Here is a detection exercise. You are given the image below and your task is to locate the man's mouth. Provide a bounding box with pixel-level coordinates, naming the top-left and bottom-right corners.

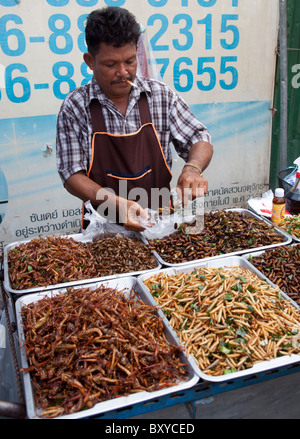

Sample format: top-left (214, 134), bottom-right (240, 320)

top-left (112, 78), bottom-right (132, 85)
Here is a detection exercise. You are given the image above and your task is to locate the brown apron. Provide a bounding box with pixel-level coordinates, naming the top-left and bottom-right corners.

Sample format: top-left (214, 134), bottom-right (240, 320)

top-left (82, 93), bottom-right (172, 228)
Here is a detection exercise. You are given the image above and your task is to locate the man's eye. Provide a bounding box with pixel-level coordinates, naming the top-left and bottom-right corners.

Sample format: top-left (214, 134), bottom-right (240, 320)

top-left (127, 58), bottom-right (136, 65)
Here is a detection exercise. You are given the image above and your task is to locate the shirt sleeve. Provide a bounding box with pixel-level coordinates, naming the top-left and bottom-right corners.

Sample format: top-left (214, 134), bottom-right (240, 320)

top-left (56, 99), bottom-right (89, 185)
top-left (169, 92), bottom-right (212, 162)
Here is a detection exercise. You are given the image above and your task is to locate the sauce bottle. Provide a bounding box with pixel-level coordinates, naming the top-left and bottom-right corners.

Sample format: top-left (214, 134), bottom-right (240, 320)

top-left (271, 188), bottom-right (285, 225)
top-left (285, 171), bottom-right (300, 215)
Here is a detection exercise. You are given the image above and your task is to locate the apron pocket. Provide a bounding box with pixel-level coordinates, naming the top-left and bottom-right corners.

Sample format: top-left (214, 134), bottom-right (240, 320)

top-left (106, 165), bottom-right (153, 209)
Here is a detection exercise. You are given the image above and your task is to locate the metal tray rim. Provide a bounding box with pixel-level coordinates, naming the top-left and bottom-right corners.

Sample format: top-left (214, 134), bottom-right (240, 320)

top-left (15, 276), bottom-right (199, 419)
top-left (137, 255), bottom-right (300, 383)
top-left (263, 216), bottom-right (300, 243)
top-left (148, 208), bottom-right (293, 268)
top-left (241, 243), bottom-right (300, 309)
top-left (4, 233), bottom-right (161, 295)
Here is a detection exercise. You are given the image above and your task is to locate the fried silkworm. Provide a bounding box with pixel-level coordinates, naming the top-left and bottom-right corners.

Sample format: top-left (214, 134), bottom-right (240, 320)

top-left (148, 211), bottom-right (285, 264)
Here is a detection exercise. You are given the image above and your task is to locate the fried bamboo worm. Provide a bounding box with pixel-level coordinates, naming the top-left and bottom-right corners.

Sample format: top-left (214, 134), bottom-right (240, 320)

top-left (144, 266), bottom-right (300, 377)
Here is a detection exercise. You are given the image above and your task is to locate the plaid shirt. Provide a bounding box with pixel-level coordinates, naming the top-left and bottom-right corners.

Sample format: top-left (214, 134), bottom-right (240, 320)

top-left (56, 76), bottom-right (212, 185)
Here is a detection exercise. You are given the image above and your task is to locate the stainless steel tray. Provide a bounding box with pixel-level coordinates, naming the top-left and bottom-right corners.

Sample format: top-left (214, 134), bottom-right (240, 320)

top-left (15, 276), bottom-right (199, 419)
top-left (4, 233), bottom-right (161, 295)
top-left (263, 216), bottom-right (300, 243)
top-left (290, 234), bottom-right (300, 243)
top-left (242, 244), bottom-right (300, 305)
top-left (137, 256), bottom-right (300, 383)
top-left (149, 209), bottom-right (292, 268)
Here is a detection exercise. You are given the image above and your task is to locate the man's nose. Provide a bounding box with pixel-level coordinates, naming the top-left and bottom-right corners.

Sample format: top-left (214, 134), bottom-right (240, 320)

top-left (116, 63), bottom-right (128, 77)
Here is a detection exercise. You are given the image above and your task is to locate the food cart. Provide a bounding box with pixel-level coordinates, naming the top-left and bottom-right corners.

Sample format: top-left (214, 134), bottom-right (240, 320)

top-left (1, 208), bottom-right (300, 419)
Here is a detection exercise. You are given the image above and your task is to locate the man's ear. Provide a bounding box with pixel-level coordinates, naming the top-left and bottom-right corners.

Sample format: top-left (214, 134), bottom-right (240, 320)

top-left (83, 52), bottom-right (94, 71)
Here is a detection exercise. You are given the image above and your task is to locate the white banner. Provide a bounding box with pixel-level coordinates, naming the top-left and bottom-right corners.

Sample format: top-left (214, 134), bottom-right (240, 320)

top-left (0, 0), bottom-right (279, 245)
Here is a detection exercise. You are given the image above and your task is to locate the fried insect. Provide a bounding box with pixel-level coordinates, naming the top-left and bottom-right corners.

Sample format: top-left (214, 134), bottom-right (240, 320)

top-left (249, 244), bottom-right (300, 305)
top-left (88, 236), bottom-right (157, 276)
top-left (8, 236), bottom-right (98, 290)
top-left (144, 267), bottom-right (300, 376)
top-left (278, 214), bottom-right (300, 239)
top-left (20, 285), bottom-right (188, 418)
top-left (148, 211), bottom-right (285, 264)
top-left (8, 235), bottom-right (157, 290)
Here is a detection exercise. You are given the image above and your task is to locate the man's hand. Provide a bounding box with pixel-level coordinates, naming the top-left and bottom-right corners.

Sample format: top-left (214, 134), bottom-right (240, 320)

top-left (176, 165), bottom-right (207, 208)
top-left (176, 141), bottom-right (213, 207)
top-left (65, 172), bottom-right (150, 231)
top-left (118, 198), bottom-right (150, 231)
top-left (96, 188), bottom-right (150, 231)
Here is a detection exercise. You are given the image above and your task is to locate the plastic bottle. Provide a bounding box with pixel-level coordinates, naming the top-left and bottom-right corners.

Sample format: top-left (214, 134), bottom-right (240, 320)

top-left (285, 171), bottom-right (300, 215)
top-left (271, 188), bottom-right (285, 225)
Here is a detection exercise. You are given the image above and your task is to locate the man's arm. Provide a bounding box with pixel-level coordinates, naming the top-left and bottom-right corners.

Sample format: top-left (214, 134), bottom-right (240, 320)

top-left (65, 171), bottom-right (149, 231)
top-left (176, 141), bottom-right (213, 207)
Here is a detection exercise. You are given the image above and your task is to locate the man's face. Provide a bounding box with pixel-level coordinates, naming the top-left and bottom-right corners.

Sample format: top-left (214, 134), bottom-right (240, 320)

top-left (84, 42), bottom-right (138, 98)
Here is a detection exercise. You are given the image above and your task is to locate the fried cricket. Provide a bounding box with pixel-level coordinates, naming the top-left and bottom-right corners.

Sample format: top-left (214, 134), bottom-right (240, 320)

top-left (20, 285), bottom-right (188, 418)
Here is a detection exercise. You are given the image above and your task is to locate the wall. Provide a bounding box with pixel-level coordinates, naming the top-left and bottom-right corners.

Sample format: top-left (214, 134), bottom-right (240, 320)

top-left (270, 0), bottom-right (300, 190)
top-left (0, 0), bottom-right (279, 245)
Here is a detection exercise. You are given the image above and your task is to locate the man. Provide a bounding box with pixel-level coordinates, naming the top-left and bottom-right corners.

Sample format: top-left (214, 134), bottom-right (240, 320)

top-left (56, 6), bottom-right (213, 231)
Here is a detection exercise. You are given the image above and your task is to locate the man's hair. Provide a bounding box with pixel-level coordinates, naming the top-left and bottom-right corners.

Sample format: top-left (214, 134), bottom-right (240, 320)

top-left (85, 7), bottom-right (141, 56)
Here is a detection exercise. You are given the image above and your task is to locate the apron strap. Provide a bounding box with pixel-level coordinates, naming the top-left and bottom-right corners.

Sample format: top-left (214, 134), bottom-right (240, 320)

top-left (90, 98), bottom-right (106, 132)
top-left (137, 92), bottom-right (152, 125)
top-left (89, 92), bottom-right (152, 132)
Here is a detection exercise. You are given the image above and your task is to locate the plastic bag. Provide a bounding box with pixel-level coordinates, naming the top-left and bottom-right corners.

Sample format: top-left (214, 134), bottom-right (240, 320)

top-left (82, 199), bottom-right (199, 242)
top-left (140, 188), bottom-right (205, 240)
top-left (140, 209), bottom-right (186, 240)
top-left (247, 190), bottom-right (273, 217)
top-left (82, 201), bottom-right (140, 241)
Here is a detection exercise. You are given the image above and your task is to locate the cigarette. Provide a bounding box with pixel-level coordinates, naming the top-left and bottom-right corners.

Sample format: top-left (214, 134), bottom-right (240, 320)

top-left (126, 79), bottom-right (138, 88)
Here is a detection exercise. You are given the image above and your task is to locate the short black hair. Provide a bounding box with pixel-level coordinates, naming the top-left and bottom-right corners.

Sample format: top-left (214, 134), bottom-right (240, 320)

top-left (85, 7), bottom-right (141, 56)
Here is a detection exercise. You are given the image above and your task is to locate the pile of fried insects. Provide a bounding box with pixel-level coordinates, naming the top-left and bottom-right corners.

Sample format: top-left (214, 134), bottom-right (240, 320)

top-left (20, 285), bottom-right (189, 418)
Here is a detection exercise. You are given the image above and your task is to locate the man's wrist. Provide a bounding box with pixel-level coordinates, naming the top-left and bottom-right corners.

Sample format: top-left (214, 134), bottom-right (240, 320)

top-left (183, 162), bottom-right (203, 177)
